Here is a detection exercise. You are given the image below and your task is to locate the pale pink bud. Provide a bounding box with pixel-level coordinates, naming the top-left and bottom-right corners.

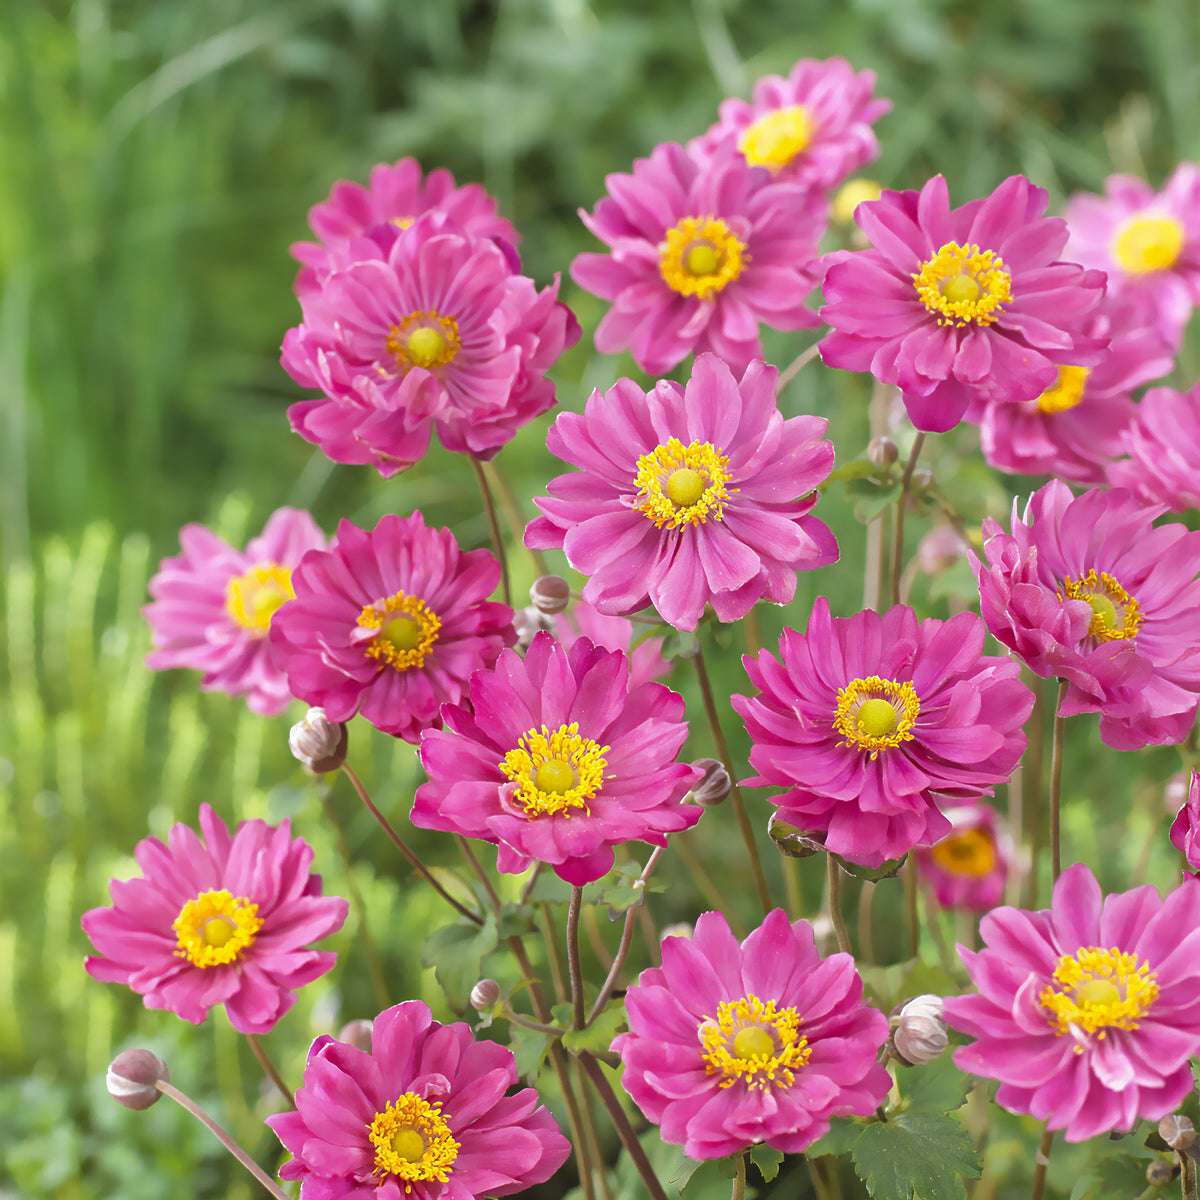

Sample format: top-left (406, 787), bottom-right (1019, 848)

top-left (891, 994), bottom-right (948, 1065)
top-left (289, 707), bottom-right (348, 773)
top-left (107, 1048), bottom-right (168, 1110)
top-left (470, 979), bottom-right (501, 1011)
top-left (530, 575), bottom-right (571, 615)
top-left (689, 758), bottom-right (731, 807)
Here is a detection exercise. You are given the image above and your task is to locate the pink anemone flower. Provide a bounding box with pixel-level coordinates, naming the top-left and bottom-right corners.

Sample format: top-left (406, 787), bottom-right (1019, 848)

top-left (733, 600), bottom-right (1032, 868)
top-left (269, 512), bottom-right (515, 744)
top-left (614, 909), bottom-right (891, 1160)
top-left (1108, 381), bottom-right (1200, 511)
top-left (412, 632), bottom-right (702, 886)
top-left (143, 507), bottom-right (327, 715)
top-left (916, 804), bottom-right (1012, 912)
top-left (571, 142), bottom-right (826, 375)
top-left (552, 599), bottom-right (673, 690)
top-left (820, 174), bottom-right (1108, 433)
top-left (82, 804), bottom-right (348, 1034)
top-left (973, 481), bottom-right (1200, 750)
top-left (267, 1000), bottom-right (570, 1200)
top-left (1168, 769), bottom-right (1200, 872)
top-left (525, 354), bottom-right (838, 632)
top-left (945, 864), bottom-right (1200, 1142)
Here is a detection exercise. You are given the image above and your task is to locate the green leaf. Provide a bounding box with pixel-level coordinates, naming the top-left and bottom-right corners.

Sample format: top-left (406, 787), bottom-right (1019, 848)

top-left (680, 1155), bottom-right (740, 1198)
top-left (833, 851), bottom-right (908, 882)
top-left (661, 628), bottom-right (700, 660)
top-left (562, 1005), bottom-right (626, 1055)
top-left (858, 959), bottom-right (916, 1010)
top-left (852, 1113), bottom-right (981, 1200)
top-left (1077, 1153), bottom-right (1163, 1200)
top-left (749, 1144), bottom-right (784, 1183)
top-left (420, 915), bottom-right (498, 1009)
top-left (596, 860), bottom-right (667, 919)
top-left (826, 456), bottom-right (890, 486)
top-left (805, 1117), bottom-right (865, 1159)
top-left (900, 1055), bottom-right (970, 1115)
top-left (506, 1024), bottom-right (555, 1082)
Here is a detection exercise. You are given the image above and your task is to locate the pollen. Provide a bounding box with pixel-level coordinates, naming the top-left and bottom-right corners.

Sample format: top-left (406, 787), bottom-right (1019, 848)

top-left (913, 242), bottom-right (1012, 327)
top-left (833, 676), bottom-right (921, 757)
top-left (930, 828), bottom-right (997, 877)
top-left (368, 1093), bottom-right (460, 1184)
top-left (358, 591), bottom-right (441, 671)
top-left (1040, 946), bottom-right (1158, 1044)
top-left (385, 310), bottom-right (462, 371)
top-left (174, 889), bottom-right (262, 968)
top-left (659, 216), bottom-right (747, 298)
top-left (699, 994), bottom-right (811, 1090)
top-left (1059, 570), bottom-right (1142, 644)
top-left (1111, 213), bottom-right (1185, 275)
top-left (634, 438), bottom-right (734, 530)
top-left (1036, 365), bottom-right (1090, 415)
top-left (500, 723), bottom-right (609, 818)
top-left (225, 564), bottom-right (295, 637)
top-left (738, 105), bottom-right (815, 172)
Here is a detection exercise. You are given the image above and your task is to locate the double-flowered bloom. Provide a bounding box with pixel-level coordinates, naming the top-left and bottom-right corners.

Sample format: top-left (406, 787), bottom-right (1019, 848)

top-left (1108, 380), bottom-right (1200, 512)
top-left (525, 355), bottom-right (837, 632)
top-left (820, 174), bottom-right (1108, 433)
top-left (614, 909), bottom-right (891, 1159)
top-left (82, 804), bottom-right (348, 1034)
top-left (733, 600), bottom-right (1031, 867)
top-left (946, 864), bottom-right (1200, 1142)
top-left (268, 1000), bottom-right (570, 1200)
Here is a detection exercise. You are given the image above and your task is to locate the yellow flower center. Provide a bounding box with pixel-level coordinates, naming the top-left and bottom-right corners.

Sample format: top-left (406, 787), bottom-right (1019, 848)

top-left (833, 676), bottom-right (921, 757)
top-left (1036, 365), bottom-right (1091, 415)
top-left (368, 1094), bottom-right (460, 1184)
top-left (1040, 947), bottom-right (1158, 1043)
top-left (1111, 214), bottom-right (1185, 275)
top-left (225, 564), bottom-right (295, 637)
top-left (833, 179), bottom-right (883, 225)
top-left (173, 889), bottom-right (262, 968)
top-left (1059, 571), bottom-right (1142, 643)
top-left (500, 723), bottom-right (608, 817)
top-left (699, 994), bottom-right (811, 1091)
top-left (358, 591), bottom-right (441, 671)
top-left (912, 242), bottom-right (1012, 327)
top-left (738, 105), bottom-right (815, 171)
top-left (659, 216), bottom-right (746, 298)
top-left (390, 216), bottom-right (415, 230)
top-left (930, 828), bottom-right (997, 877)
top-left (385, 310), bottom-right (462, 370)
top-left (634, 438), bottom-right (733, 530)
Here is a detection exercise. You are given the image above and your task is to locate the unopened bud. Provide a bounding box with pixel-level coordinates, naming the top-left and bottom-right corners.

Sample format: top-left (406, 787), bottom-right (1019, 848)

top-left (1147, 1159), bottom-right (1177, 1185)
top-left (530, 575), bottom-right (571, 615)
top-left (890, 994), bottom-right (948, 1065)
top-left (338, 1019), bottom-right (373, 1052)
top-left (767, 813), bottom-right (825, 858)
top-left (107, 1048), bottom-right (168, 1110)
top-left (513, 606), bottom-right (553, 649)
top-left (471, 979), bottom-right (501, 1012)
top-left (690, 758), bottom-right (731, 807)
top-left (1160, 1114), bottom-right (1195, 1150)
top-left (289, 708), bottom-right (348, 773)
top-left (867, 436), bottom-right (899, 468)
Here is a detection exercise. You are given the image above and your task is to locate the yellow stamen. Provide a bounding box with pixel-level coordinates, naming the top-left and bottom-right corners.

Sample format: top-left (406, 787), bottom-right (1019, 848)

top-left (1111, 214), bottom-right (1185, 275)
top-left (738, 105), bottom-right (815, 172)
top-left (634, 438), bottom-right (734, 530)
top-left (500, 723), bottom-right (608, 817)
top-left (912, 242), bottom-right (1012, 327)
top-left (1036, 365), bottom-right (1091, 415)
top-left (358, 592), bottom-right (441, 670)
top-left (659, 216), bottom-right (746, 298)
top-left (385, 310), bottom-right (461, 371)
top-left (1059, 571), bottom-right (1141, 643)
top-left (173, 889), bottom-right (262, 968)
top-left (1040, 947), bottom-right (1158, 1045)
top-left (833, 676), bottom-right (920, 757)
top-left (699, 994), bottom-right (811, 1090)
top-left (930, 828), bottom-right (996, 877)
top-left (225, 564), bottom-right (295, 637)
top-left (368, 1094), bottom-right (460, 1184)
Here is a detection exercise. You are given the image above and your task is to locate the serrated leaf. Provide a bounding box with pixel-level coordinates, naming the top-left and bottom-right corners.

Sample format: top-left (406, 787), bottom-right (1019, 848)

top-left (562, 1005), bottom-right (626, 1054)
top-left (420, 915), bottom-right (498, 1009)
top-left (507, 1024), bottom-right (554, 1082)
top-left (900, 1055), bottom-right (970, 1114)
top-left (805, 1117), bottom-right (865, 1158)
top-left (749, 1144), bottom-right (784, 1183)
top-left (852, 1113), bottom-right (981, 1200)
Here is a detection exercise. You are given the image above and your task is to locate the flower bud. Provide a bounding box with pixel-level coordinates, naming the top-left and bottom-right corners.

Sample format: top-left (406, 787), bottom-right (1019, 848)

top-left (767, 813), bottom-right (824, 858)
top-left (338, 1019), bottom-right (374, 1052)
top-left (1160, 1113), bottom-right (1195, 1150)
top-left (890, 994), bottom-right (948, 1065)
top-left (289, 707), bottom-right (348, 773)
top-left (689, 758), bottom-right (731, 807)
top-left (471, 979), bottom-right (501, 1012)
top-left (867, 436), bottom-right (899, 468)
top-left (530, 575), bottom-right (571, 615)
top-left (1147, 1158), bottom-right (1178, 1185)
top-left (513, 606), bottom-right (553, 649)
top-left (107, 1048), bottom-right (168, 1110)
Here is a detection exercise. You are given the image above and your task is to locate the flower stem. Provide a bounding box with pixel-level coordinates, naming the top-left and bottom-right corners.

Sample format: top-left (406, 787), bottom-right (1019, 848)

top-left (567, 886), bottom-right (586, 1030)
top-left (889, 432), bottom-right (927, 608)
top-left (1030, 1126), bottom-right (1053, 1200)
top-left (905, 854), bottom-right (919, 958)
top-left (538, 901), bottom-right (569, 1004)
top-left (776, 342), bottom-right (822, 392)
top-left (155, 1079), bottom-right (290, 1200)
top-left (857, 881), bottom-right (877, 963)
top-left (827, 854), bottom-right (852, 955)
top-left (1181, 1148), bottom-right (1199, 1200)
top-left (471, 455), bottom-right (512, 608)
top-left (732, 1153), bottom-right (746, 1200)
top-left (244, 1033), bottom-right (294, 1109)
top-left (485, 456), bottom-right (549, 576)
top-left (1049, 679), bottom-right (1068, 882)
top-left (455, 833), bottom-right (502, 915)
top-left (693, 644), bottom-right (772, 916)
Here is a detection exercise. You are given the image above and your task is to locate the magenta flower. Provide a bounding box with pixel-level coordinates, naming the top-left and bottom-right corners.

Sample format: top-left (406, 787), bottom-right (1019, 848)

top-left (820, 174), bottom-right (1108, 433)
top-left (267, 999), bottom-right (570, 1200)
top-left (82, 804), bottom-right (347, 1034)
top-left (968, 294), bottom-right (1174, 485)
top-left (614, 909), bottom-right (890, 1159)
top-left (412, 632), bottom-right (701, 886)
top-left (1108, 381), bottom-right (1200, 511)
top-left (916, 804), bottom-right (1012, 912)
top-left (1066, 164), bottom-right (1200, 340)
top-left (525, 355), bottom-right (837, 632)
top-left (269, 512), bottom-right (515, 743)
top-left (973, 481), bottom-right (1200, 750)
top-left (552, 599), bottom-right (673, 690)
top-left (733, 600), bottom-right (1032, 868)
top-left (945, 864), bottom-right (1200, 1142)
top-left (1168, 770), bottom-right (1200, 871)
top-left (291, 158), bottom-right (519, 297)
top-left (691, 57), bottom-right (890, 190)
top-left (571, 143), bottom-right (825, 375)
top-left (143, 507), bottom-right (326, 716)
top-left (283, 212), bottom-right (578, 475)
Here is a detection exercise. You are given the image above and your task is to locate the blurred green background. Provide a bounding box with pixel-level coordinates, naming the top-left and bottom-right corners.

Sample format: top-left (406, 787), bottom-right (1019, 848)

top-left (1, 0), bottom-right (1198, 1196)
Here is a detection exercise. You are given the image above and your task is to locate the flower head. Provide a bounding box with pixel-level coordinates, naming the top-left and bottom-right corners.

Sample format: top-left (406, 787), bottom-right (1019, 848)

top-left (412, 632), bottom-right (701, 885)
top-left (143, 507), bottom-right (326, 715)
top-left (572, 143), bottom-right (825, 375)
top-left (267, 1000), bottom-right (570, 1200)
top-left (614, 909), bottom-right (890, 1159)
top-left (1108, 381), bottom-right (1200, 511)
top-left (269, 512), bottom-right (515, 743)
top-left (945, 864), bottom-right (1200, 1142)
top-left (973, 481), bottom-right (1200, 749)
top-left (916, 804), bottom-right (1012, 911)
top-left (691, 57), bottom-right (891, 190)
top-left (820, 174), bottom-right (1108, 432)
top-left (526, 355), bottom-right (837, 631)
top-left (1169, 769), bottom-right (1200, 871)
top-left (552, 599), bottom-right (673, 690)
top-left (733, 600), bottom-right (1032, 867)
top-left (83, 804), bottom-right (348, 1034)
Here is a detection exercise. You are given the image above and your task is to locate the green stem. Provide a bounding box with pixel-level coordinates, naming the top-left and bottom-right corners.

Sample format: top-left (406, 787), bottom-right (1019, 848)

top-left (827, 854), bottom-right (852, 955)
top-left (471, 455), bottom-right (511, 607)
top-left (1049, 679), bottom-right (1068, 882)
top-left (1030, 1127), bottom-right (1053, 1200)
top-left (732, 1153), bottom-right (746, 1200)
top-left (889, 432), bottom-right (926, 608)
top-left (567, 886), bottom-right (586, 1030)
top-left (905, 854), bottom-right (919, 959)
top-left (244, 1033), bottom-right (294, 1109)
top-left (455, 833), bottom-right (502, 916)
top-left (775, 342), bottom-right (822, 392)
